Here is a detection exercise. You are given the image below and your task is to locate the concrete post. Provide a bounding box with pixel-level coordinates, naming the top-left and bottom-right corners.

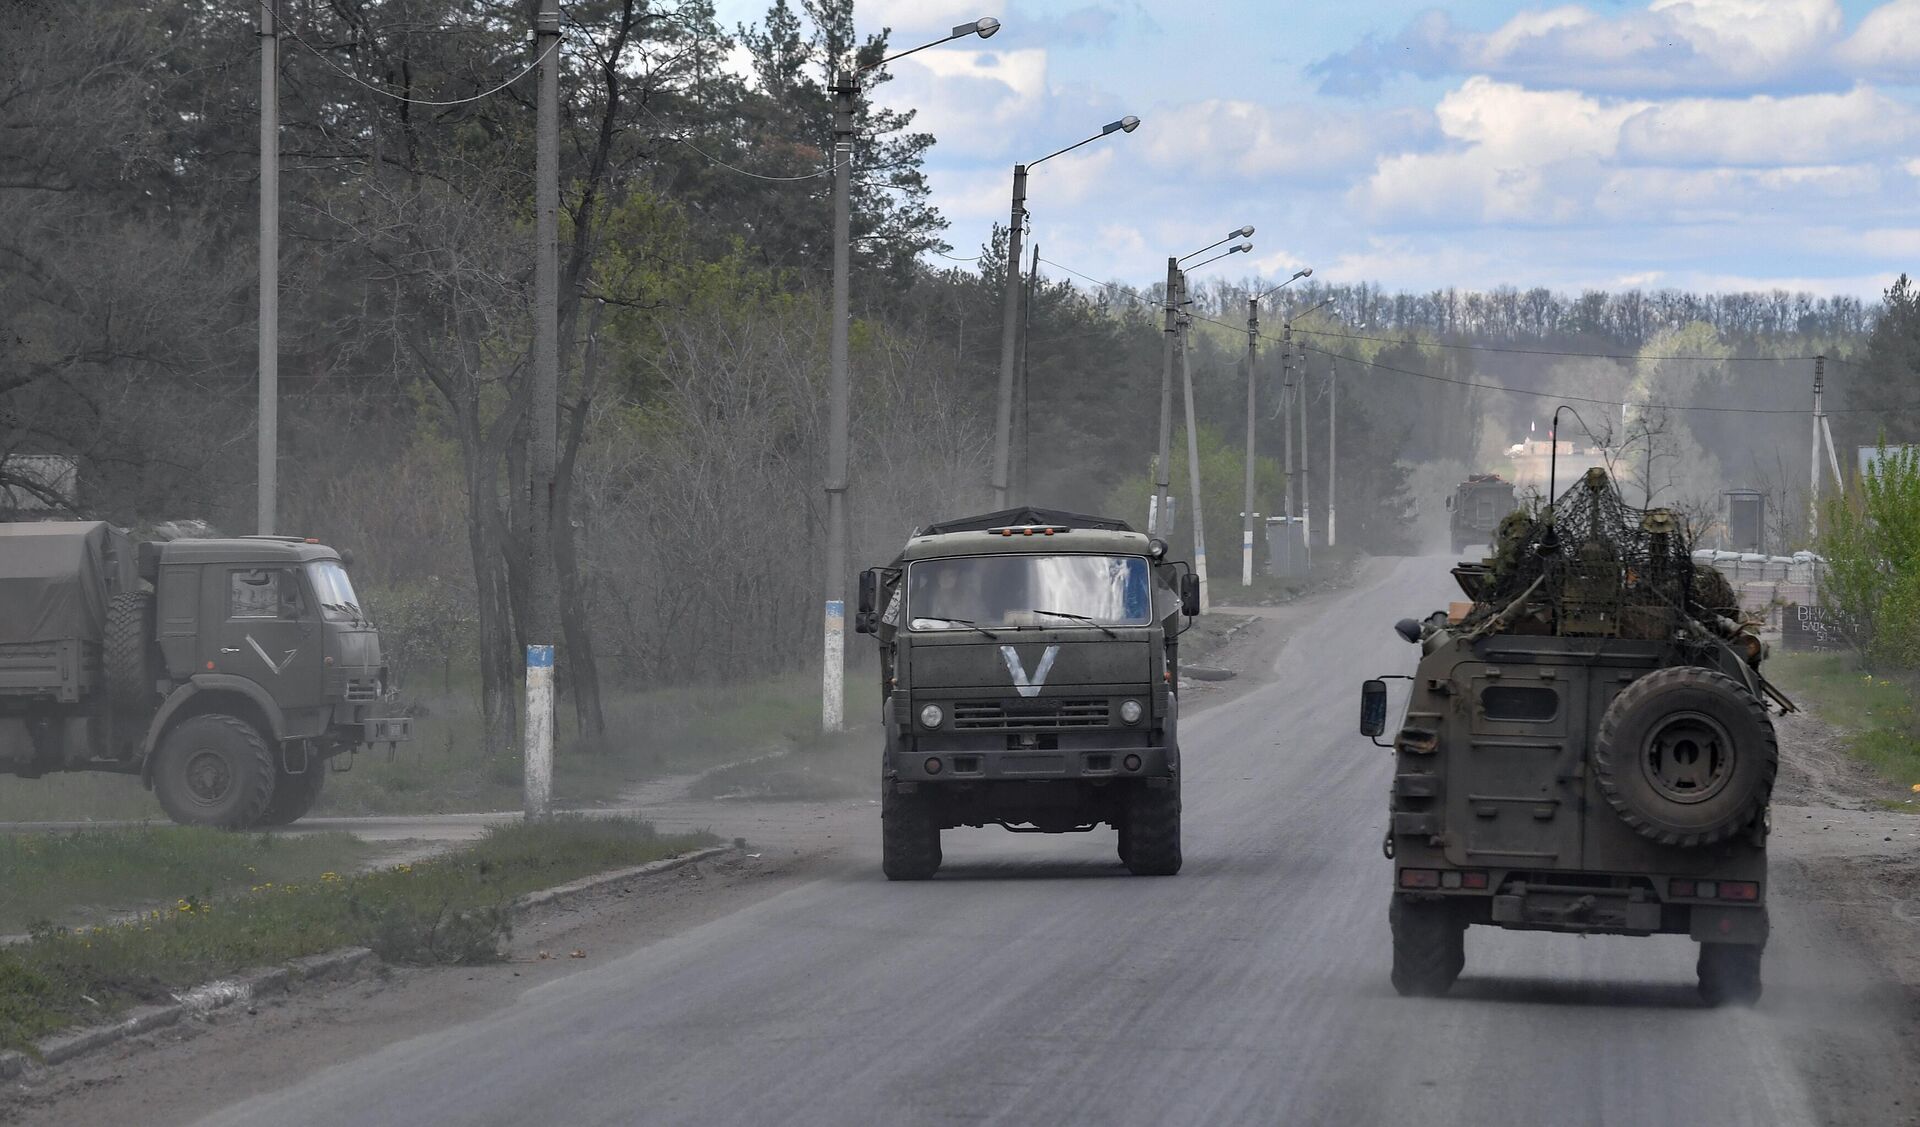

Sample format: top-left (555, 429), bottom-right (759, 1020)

top-left (990, 164), bottom-right (1027, 509)
top-left (1153, 258), bottom-right (1178, 534)
top-left (256, 3), bottom-right (278, 535)
top-left (1242, 297), bottom-right (1258, 586)
top-left (822, 73), bottom-right (857, 733)
top-left (525, 0), bottom-right (561, 817)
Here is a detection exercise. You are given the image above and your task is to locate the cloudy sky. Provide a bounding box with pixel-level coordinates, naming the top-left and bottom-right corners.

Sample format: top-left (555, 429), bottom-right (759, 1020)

top-left (712, 0), bottom-right (1920, 298)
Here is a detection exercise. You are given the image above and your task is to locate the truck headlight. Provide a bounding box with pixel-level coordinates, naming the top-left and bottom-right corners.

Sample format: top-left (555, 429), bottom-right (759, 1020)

top-left (919, 703), bottom-right (944, 729)
top-left (1119, 699), bottom-right (1143, 724)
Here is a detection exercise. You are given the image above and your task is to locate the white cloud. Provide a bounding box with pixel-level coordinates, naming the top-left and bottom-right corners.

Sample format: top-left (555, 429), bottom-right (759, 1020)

top-left (1618, 87), bottom-right (1920, 166)
top-left (1311, 0), bottom-right (1847, 95)
top-left (1836, 0), bottom-right (1920, 75)
top-left (1137, 99), bottom-right (1433, 183)
top-left (871, 49), bottom-right (1050, 160)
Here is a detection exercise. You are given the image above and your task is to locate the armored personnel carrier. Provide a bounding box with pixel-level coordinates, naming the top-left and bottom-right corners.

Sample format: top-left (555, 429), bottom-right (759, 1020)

top-left (1362, 469), bottom-right (1790, 1004)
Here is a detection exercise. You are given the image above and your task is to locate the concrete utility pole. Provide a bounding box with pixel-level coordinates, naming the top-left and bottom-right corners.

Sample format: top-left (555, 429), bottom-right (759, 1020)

top-left (990, 164), bottom-right (1027, 510)
top-left (821, 70), bottom-right (856, 734)
top-left (1154, 257), bottom-right (1178, 535)
top-left (992, 115), bottom-right (1137, 508)
top-left (1809, 354), bottom-right (1824, 542)
top-left (524, 0), bottom-right (561, 819)
top-left (1016, 242), bottom-right (1038, 500)
top-left (256, 2), bottom-right (278, 536)
top-left (824, 18), bottom-right (1000, 733)
top-left (1327, 352), bottom-right (1337, 548)
top-left (1242, 297), bottom-right (1258, 585)
top-left (1179, 300), bottom-right (1209, 612)
top-left (1280, 325), bottom-right (1293, 548)
top-left (1298, 337), bottom-right (1311, 570)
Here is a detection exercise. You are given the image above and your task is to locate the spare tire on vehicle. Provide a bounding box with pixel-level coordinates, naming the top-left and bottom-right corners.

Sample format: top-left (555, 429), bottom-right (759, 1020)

top-left (1593, 665), bottom-right (1775, 849)
top-left (104, 590), bottom-right (161, 714)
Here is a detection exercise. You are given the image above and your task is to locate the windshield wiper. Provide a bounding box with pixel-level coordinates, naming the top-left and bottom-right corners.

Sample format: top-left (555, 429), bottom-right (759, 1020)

top-left (916, 617), bottom-right (999, 639)
top-left (1027, 609), bottom-right (1118, 639)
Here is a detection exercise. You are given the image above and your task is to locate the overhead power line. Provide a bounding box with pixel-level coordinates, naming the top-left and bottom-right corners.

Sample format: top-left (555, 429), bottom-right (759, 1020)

top-left (277, 10), bottom-right (561, 108)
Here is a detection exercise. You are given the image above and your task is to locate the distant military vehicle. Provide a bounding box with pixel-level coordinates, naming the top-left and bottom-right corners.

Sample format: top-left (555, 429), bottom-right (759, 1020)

top-left (855, 507), bottom-right (1200, 879)
top-left (0, 522), bottom-right (409, 827)
top-left (1447, 474), bottom-right (1516, 556)
top-left (1362, 470), bottom-right (1787, 1004)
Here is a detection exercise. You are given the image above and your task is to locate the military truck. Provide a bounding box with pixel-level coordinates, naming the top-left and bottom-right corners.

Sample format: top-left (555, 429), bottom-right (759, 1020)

top-left (0, 522), bottom-right (409, 828)
top-left (1447, 473), bottom-right (1516, 556)
top-left (855, 507), bottom-right (1200, 879)
top-left (1361, 470), bottom-right (1788, 1005)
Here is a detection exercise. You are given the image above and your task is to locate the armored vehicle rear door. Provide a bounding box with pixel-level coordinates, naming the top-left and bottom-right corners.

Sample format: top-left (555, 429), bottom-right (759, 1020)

top-left (1443, 661), bottom-right (1588, 870)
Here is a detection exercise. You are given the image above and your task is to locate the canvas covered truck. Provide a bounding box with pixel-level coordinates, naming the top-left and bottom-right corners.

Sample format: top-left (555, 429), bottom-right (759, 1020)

top-left (0, 521), bottom-right (409, 827)
top-left (855, 507), bottom-right (1201, 880)
top-left (1362, 469), bottom-right (1791, 1005)
top-left (1447, 473), bottom-right (1516, 556)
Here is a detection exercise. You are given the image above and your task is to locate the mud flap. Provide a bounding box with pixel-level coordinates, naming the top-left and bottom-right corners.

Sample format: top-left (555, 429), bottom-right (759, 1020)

top-left (1689, 904), bottom-right (1768, 945)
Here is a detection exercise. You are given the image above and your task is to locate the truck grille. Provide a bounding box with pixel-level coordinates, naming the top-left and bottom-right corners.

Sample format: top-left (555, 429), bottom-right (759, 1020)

top-left (328, 670), bottom-right (381, 701)
top-left (952, 699), bottom-right (1109, 730)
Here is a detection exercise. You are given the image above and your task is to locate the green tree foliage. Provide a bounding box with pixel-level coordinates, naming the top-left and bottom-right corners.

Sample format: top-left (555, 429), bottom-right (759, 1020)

top-left (1820, 444), bottom-right (1920, 668)
top-left (1837, 273), bottom-right (1920, 453)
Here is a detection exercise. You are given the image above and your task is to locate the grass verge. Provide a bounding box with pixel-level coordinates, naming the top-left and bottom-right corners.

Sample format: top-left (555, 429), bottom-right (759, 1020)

top-left (0, 817), bottom-right (715, 1055)
top-left (1769, 652), bottom-right (1920, 793)
top-left (0, 828), bottom-right (376, 935)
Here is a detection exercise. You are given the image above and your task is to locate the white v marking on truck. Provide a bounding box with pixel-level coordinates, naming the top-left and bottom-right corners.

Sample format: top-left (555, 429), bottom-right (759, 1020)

top-left (1000, 645), bottom-right (1059, 698)
top-left (245, 635), bottom-right (298, 676)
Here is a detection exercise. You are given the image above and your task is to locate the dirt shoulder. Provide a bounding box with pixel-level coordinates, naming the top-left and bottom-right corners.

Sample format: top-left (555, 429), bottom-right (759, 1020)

top-left (1768, 702), bottom-right (1920, 1007)
top-left (0, 848), bottom-right (831, 1126)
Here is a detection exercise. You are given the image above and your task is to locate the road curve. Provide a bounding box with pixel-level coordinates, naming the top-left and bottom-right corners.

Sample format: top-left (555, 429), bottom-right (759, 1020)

top-left (195, 557), bottom-right (1907, 1127)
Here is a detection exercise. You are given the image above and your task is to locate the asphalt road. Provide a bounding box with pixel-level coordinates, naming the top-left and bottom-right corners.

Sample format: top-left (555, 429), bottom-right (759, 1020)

top-left (195, 557), bottom-right (1908, 1127)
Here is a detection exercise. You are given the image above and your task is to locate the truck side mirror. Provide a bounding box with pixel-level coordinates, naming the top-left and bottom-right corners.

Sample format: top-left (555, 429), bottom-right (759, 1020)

top-left (854, 569), bottom-right (878, 634)
top-left (1360, 679), bottom-right (1388, 738)
top-left (1394, 618), bottom-right (1423, 644)
top-left (1180, 573), bottom-right (1201, 617)
top-left (1445, 495), bottom-right (1454, 511)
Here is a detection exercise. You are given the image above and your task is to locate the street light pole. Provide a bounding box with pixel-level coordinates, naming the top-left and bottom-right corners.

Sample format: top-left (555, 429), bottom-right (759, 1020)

top-left (1242, 267), bottom-right (1310, 585)
top-left (1178, 300), bottom-right (1209, 613)
top-left (823, 17), bottom-right (999, 734)
top-left (525, 0), bottom-right (561, 819)
top-left (1154, 256), bottom-right (1178, 535)
top-left (256, 2), bottom-right (278, 536)
top-left (992, 115), bottom-right (1140, 507)
top-left (1327, 351), bottom-right (1337, 548)
top-left (991, 161), bottom-right (1027, 510)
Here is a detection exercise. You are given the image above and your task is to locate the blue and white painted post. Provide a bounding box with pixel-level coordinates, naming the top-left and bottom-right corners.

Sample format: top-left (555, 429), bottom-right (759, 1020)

top-left (822, 600), bottom-right (845, 731)
top-left (524, 644), bottom-right (554, 819)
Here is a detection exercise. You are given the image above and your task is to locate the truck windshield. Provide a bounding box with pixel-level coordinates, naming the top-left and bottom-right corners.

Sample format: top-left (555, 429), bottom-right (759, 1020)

top-left (307, 561), bottom-right (364, 623)
top-left (906, 555), bottom-right (1151, 631)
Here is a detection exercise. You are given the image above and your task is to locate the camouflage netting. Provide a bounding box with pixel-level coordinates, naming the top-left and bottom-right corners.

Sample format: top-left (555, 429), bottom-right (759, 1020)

top-left (1463, 467), bottom-right (1756, 657)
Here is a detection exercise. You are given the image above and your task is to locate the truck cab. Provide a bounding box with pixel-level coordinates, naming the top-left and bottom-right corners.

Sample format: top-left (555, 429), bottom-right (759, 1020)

top-left (856, 507), bottom-right (1199, 879)
top-left (0, 523), bottom-right (408, 828)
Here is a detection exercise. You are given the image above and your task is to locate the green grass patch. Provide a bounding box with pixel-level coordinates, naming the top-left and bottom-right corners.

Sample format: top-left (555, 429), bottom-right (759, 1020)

top-left (0, 827), bottom-right (376, 934)
top-left (0, 817), bottom-right (714, 1055)
top-left (1769, 652), bottom-right (1920, 791)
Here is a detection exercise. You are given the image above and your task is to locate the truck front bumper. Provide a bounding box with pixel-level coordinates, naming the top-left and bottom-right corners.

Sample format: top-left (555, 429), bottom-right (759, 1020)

top-left (889, 744), bottom-right (1171, 783)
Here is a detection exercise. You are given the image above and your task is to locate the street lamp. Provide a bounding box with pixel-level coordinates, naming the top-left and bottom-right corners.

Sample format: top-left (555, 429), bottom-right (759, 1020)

top-left (1150, 228), bottom-right (1254, 616)
top-left (822, 15), bottom-right (999, 734)
top-left (991, 115), bottom-right (1141, 508)
top-left (1245, 267), bottom-right (1311, 585)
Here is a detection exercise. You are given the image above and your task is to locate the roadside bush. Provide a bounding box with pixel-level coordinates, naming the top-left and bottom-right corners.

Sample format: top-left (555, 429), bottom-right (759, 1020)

top-left (1820, 443), bottom-right (1920, 668)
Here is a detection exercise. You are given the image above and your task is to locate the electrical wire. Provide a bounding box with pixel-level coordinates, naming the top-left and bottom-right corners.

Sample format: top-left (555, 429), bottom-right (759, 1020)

top-left (1282, 324), bottom-right (1827, 364)
top-left (633, 99), bottom-right (838, 182)
top-left (276, 9), bottom-right (560, 108)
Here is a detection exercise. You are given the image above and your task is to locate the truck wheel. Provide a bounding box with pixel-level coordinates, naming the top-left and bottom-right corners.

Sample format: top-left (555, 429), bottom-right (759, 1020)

top-left (1697, 942), bottom-right (1763, 1006)
top-left (1120, 780), bottom-right (1181, 876)
top-left (256, 763), bottom-right (326, 827)
top-left (152, 715), bottom-right (276, 830)
top-left (882, 787), bottom-right (941, 880)
top-left (1594, 666), bottom-right (1776, 849)
top-left (104, 591), bottom-right (160, 713)
top-left (1390, 896), bottom-right (1465, 997)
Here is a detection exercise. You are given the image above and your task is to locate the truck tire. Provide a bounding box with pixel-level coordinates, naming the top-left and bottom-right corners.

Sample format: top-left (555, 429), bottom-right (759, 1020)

top-left (882, 787), bottom-right (941, 880)
top-left (1120, 779), bottom-right (1182, 876)
top-left (152, 714), bottom-right (277, 830)
top-left (104, 591), bottom-right (160, 713)
top-left (1697, 942), bottom-right (1763, 1006)
top-left (1593, 666), bottom-right (1776, 848)
top-left (256, 762), bottom-right (326, 827)
top-left (1390, 895), bottom-right (1465, 997)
